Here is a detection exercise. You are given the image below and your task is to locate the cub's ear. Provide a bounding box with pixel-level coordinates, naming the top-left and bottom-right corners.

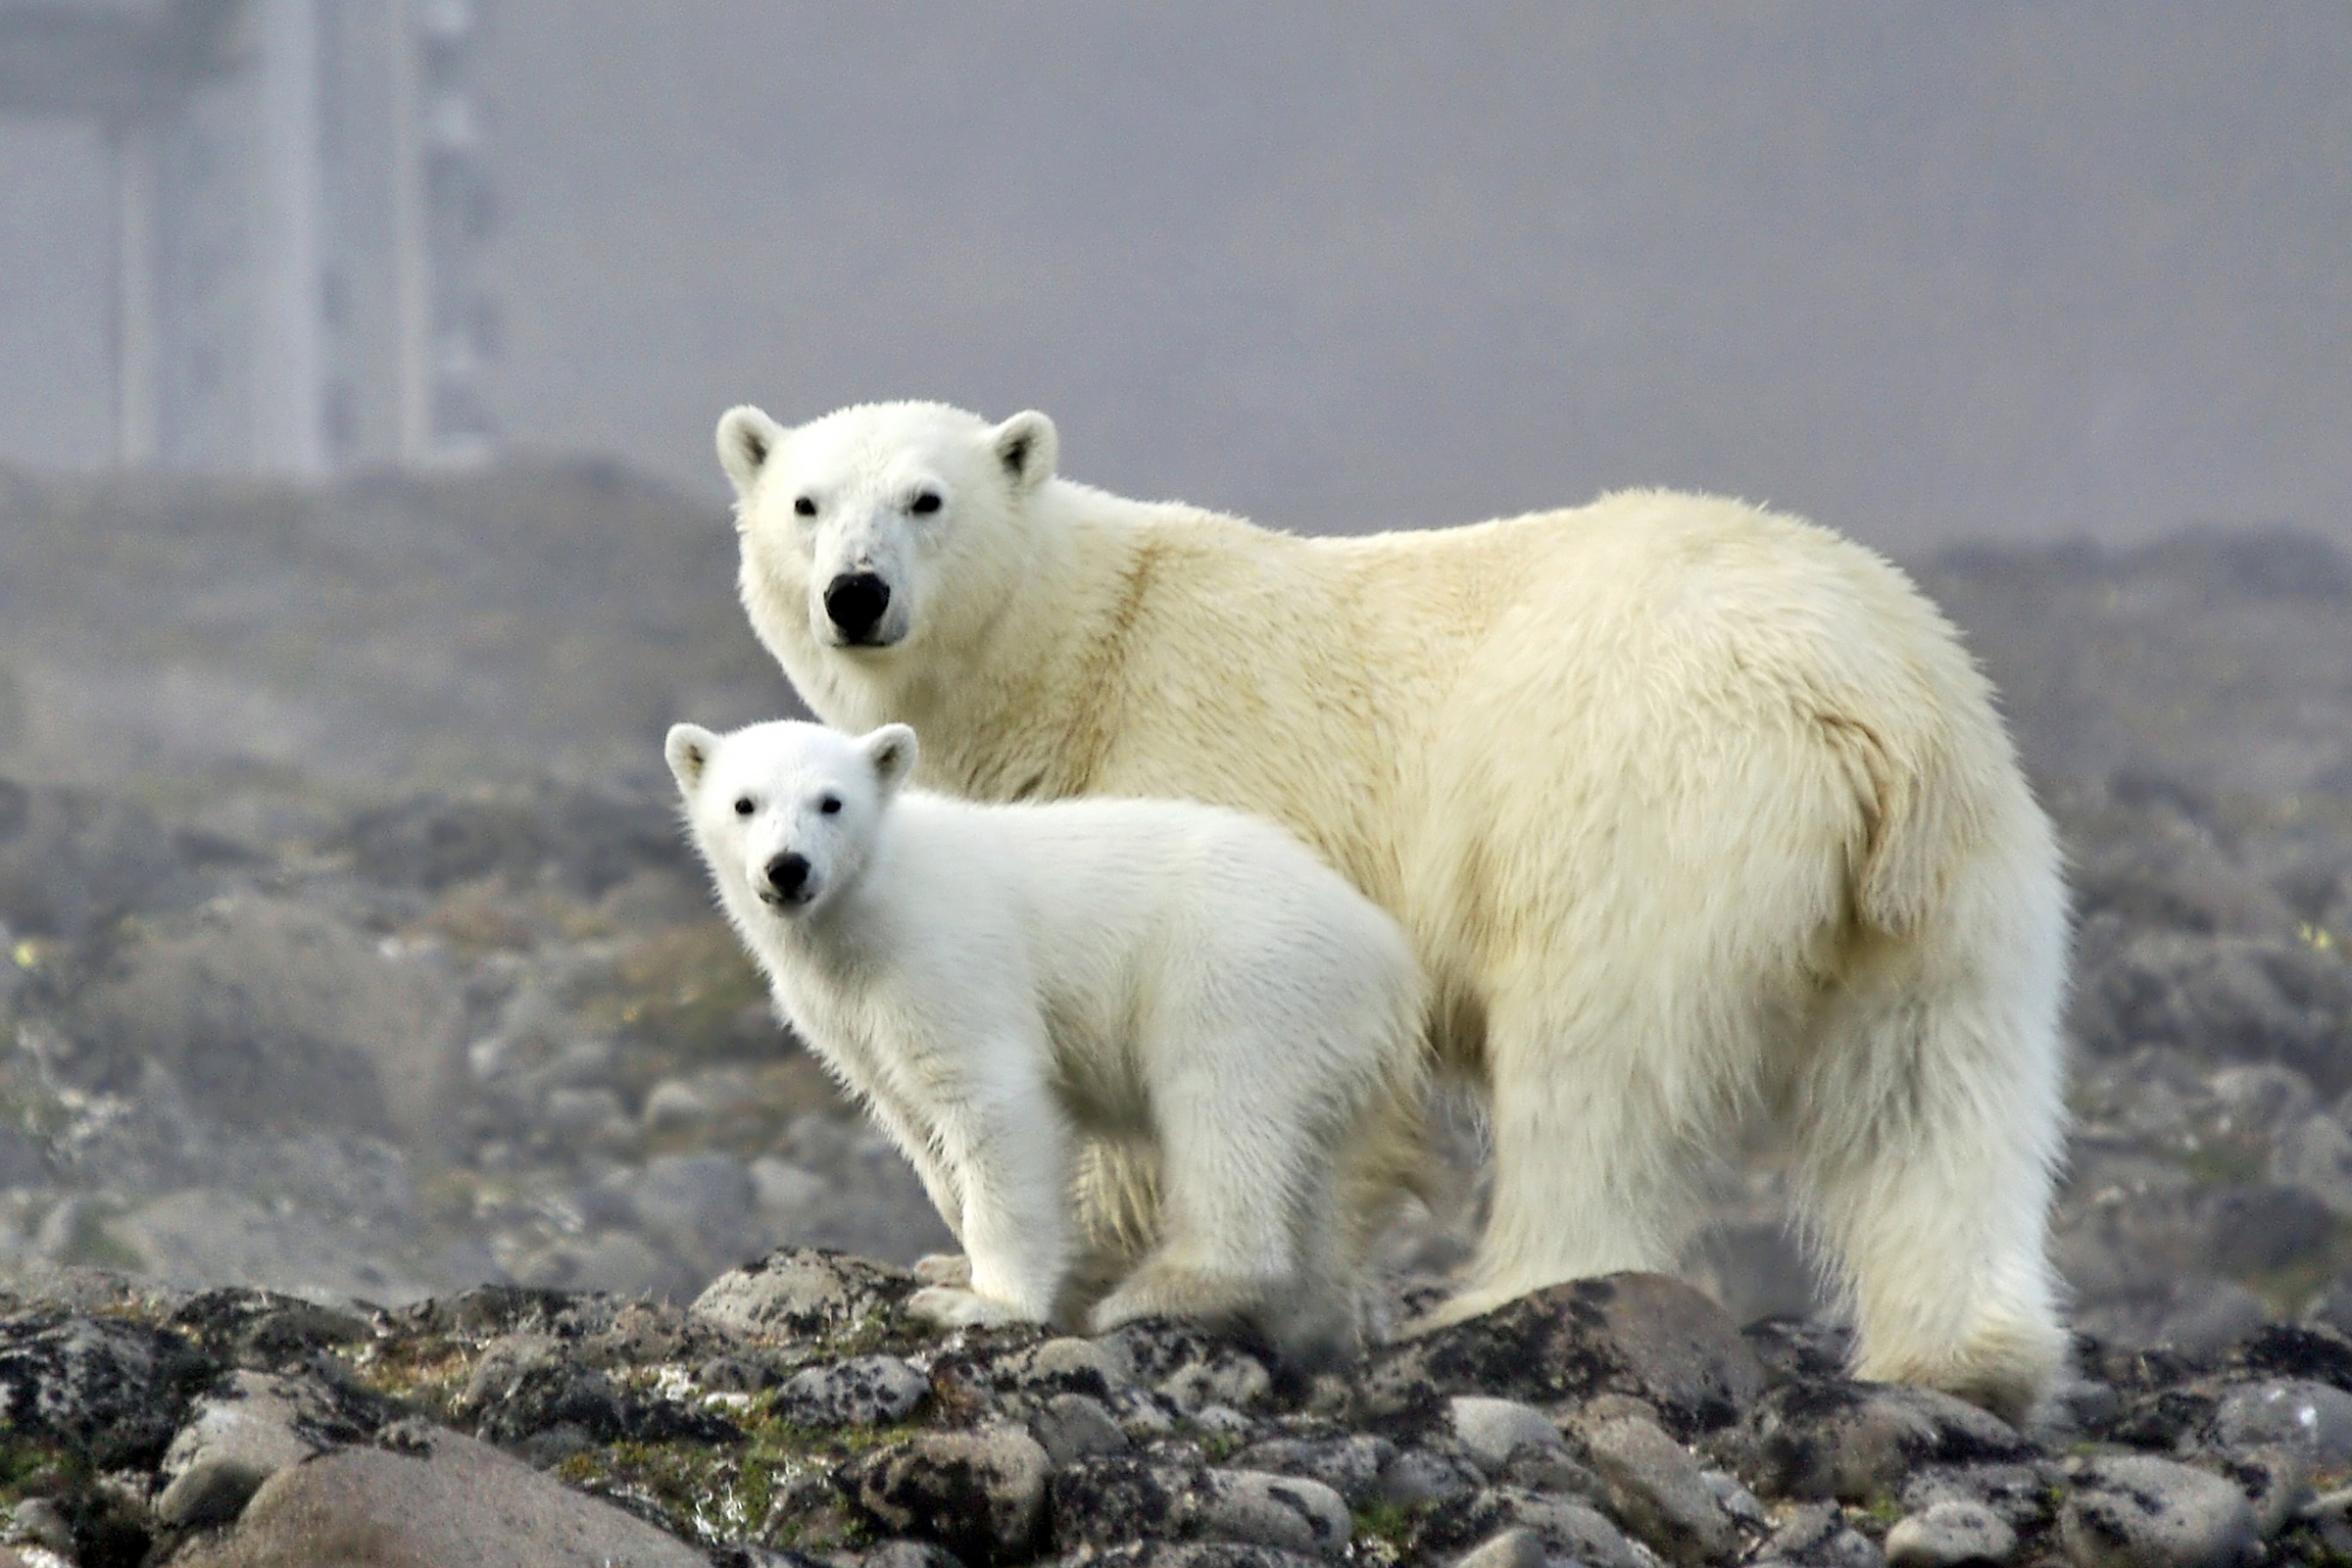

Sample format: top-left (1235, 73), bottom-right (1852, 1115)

top-left (716, 406), bottom-right (787, 500)
top-left (991, 411), bottom-right (1057, 495)
top-left (665, 723), bottom-right (720, 792)
top-left (861, 723), bottom-right (920, 795)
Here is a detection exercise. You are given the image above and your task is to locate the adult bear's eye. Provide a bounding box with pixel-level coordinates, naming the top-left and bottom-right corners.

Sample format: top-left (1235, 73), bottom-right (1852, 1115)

top-left (793, 496), bottom-right (817, 517)
top-left (818, 794), bottom-right (843, 815)
top-left (734, 797), bottom-right (756, 816)
top-left (908, 491), bottom-right (942, 515)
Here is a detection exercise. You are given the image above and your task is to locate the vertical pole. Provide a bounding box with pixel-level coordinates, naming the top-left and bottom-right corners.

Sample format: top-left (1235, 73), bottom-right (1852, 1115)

top-left (254, 0), bottom-right (327, 475)
top-left (387, 0), bottom-right (432, 464)
top-left (111, 120), bottom-right (160, 467)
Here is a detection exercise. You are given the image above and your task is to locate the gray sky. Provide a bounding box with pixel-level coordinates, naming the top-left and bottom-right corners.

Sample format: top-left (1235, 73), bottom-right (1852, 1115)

top-left (2, 2), bottom-right (2347, 549)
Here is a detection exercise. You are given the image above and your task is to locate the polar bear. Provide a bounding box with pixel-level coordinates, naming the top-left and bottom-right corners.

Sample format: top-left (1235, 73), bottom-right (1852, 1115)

top-left (666, 717), bottom-right (1427, 1357)
top-left (711, 400), bottom-right (2073, 1419)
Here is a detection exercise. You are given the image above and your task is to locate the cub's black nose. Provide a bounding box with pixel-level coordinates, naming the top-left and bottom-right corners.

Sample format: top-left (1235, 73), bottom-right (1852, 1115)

top-left (765, 852), bottom-right (811, 901)
top-left (824, 572), bottom-right (892, 641)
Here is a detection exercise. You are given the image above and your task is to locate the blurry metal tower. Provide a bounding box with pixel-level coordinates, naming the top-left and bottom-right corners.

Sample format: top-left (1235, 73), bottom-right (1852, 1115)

top-left (0, 0), bottom-right (497, 472)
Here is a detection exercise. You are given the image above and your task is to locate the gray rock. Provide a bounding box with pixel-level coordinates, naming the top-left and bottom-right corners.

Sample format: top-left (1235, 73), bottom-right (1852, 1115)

top-left (1189, 1469), bottom-right (1351, 1556)
top-left (1046, 1545), bottom-right (1325, 1568)
top-left (1366, 1272), bottom-right (1766, 1437)
top-left (2211, 1445), bottom-right (2312, 1538)
top-left (1885, 1500), bottom-right (2018, 1567)
top-left (167, 1422), bottom-right (707, 1567)
top-left (0, 1306), bottom-right (216, 1468)
top-left (1581, 1411), bottom-right (1741, 1564)
top-left (2271, 1113), bottom-right (2352, 1217)
top-left (1761, 1501), bottom-right (1886, 1568)
top-left (1379, 1445), bottom-right (1485, 1507)
top-left (1030, 1391), bottom-right (1130, 1467)
top-left (1049, 1458), bottom-right (1349, 1557)
top-left (2298, 1486), bottom-right (2352, 1556)
top-left (155, 1370), bottom-right (343, 1526)
top-left (860, 1542), bottom-right (965, 1568)
top-left (692, 1247), bottom-right (915, 1340)
top-left (1231, 1434), bottom-right (1396, 1508)
top-left (2060, 1455), bottom-right (2259, 1568)
top-left (841, 1425), bottom-right (1052, 1566)
top-left (2072, 1276), bottom-right (2270, 1357)
top-left (1449, 1529), bottom-right (1548, 1568)
top-left (608, 1151), bottom-right (756, 1252)
top-left (1449, 1395), bottom-right (1568, 1474)
top-left (777, 1353), bottom-right (929, 1427)
top-left (1898, 1463), bottom-right (2060, 1531)
top-left (1742, 1382), bottom-right (2034, 1502)
top-left (1421, 1486), bottom-right (1650, 1568)
top-left (2205, 1377), bottom-right (2352, 1465)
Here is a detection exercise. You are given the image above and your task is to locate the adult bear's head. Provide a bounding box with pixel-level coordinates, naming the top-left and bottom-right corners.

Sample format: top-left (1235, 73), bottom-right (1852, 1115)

top-left (717, 401), bottom-right (1058, 670)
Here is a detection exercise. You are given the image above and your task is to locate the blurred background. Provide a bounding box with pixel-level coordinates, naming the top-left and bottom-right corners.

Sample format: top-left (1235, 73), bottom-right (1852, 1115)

top-left (2, 2), bottom-right (2351, 1355)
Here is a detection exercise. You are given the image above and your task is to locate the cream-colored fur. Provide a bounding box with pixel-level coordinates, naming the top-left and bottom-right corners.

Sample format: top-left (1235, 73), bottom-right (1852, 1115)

top-left (714, 400), bottom-right (2070, 1419)
top-left (667, 718), bottom-right (1427, 1361)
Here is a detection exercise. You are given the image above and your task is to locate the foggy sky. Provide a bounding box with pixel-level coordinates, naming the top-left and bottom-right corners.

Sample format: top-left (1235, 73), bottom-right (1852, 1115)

top-left (2, 2), bottom-right (2347, 550)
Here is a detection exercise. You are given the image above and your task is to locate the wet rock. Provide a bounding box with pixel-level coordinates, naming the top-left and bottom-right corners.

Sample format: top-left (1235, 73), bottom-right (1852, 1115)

top-left (1580, 1410), bottom-right (1742, 1564)
top-left (1739, 1382), bottom-right (2033, 1503)
top-left (2060, 1455), bottom-right (2260, 1568)
top-left (691, 1247), bottom-right (915, 1341)
top-left (776, 1352), bottom-right (929, 1427)
top-left (0, 1306), bottom-right (216, 1468)
top-left (1029, 1391), bottom-right (1131, 1467)
top-left (1414, 1485), bottom-right (1650, 1568)
top-left (840, 1425), bottom-right (1052, 1566)
top-left (168, 1421), bottom-right (708, 1567)
top-left (1365, 1273), bottom-right (1767, 1437)
top-left (1885, 1499), bottom-right (2018, 1567)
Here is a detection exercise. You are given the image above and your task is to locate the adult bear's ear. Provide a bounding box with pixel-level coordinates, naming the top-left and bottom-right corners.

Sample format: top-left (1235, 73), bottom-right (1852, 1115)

top-left (991, 411), bottom-right (1057, 495)
top-left (862, 723), bottom-right (920, 795)
top-left (716, 406), bottom-right (787, 500)
top-left (665, 723), bottom-right (719, 792)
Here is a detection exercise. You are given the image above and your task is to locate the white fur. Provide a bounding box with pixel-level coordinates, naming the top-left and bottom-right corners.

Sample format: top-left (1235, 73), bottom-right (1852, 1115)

top-left (666, 718), bottom-right (1427, 1357)
top-left (715, 400), bottom-right (2074, 1418)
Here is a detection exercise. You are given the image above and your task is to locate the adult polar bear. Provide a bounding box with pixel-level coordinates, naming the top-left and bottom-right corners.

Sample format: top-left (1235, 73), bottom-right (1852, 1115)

top-left (715, 400), bottom-right (2069, 1418)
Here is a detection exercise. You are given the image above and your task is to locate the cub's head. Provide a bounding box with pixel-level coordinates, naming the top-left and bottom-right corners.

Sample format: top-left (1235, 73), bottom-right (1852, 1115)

top-left (717, 400), bottom-right (1058, 661)
top-left (664, 719), bottom-right (919, 922)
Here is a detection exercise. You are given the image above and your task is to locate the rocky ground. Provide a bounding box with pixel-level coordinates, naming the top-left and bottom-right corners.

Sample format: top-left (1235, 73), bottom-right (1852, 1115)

top-left (5, 465), bottom-right (2352, 1563)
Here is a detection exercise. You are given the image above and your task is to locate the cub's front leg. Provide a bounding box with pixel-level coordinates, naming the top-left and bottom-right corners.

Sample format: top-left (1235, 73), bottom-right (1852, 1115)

top-left (901, 1031), bottom-right (1077, 1332)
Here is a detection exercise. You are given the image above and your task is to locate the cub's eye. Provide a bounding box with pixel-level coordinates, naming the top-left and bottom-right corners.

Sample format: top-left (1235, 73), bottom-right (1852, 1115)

top-left (733, 797), bottom-right (756, 816)
top-left (792, 496), bottom-right (817, 517)
top-left (818, 794), bottom-right (843, 815)
top-left (908, 491), bottom-right (942, 515)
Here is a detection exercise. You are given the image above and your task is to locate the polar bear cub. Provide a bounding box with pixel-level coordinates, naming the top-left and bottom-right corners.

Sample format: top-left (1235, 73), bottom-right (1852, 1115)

top-left (666, 717), bottom-right (1427, 1354)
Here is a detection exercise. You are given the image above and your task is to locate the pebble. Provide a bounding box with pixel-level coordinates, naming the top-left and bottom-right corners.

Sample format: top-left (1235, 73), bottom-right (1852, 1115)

top-left (2060, 1455), bottom-right (2259, 1568)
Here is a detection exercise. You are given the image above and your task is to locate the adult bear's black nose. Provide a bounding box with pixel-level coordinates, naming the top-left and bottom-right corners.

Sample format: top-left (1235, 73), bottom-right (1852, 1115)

top-left (824, 572), bottom-right (892, 641)
top-left (764, 852), bottom-right (811, 901)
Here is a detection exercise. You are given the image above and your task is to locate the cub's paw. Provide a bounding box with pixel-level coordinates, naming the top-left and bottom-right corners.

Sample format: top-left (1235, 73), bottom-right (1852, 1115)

top-left (905, 1284), bottom-right (1042, 1330)
top-left (912, 1251), bottom-right (973, 1288)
